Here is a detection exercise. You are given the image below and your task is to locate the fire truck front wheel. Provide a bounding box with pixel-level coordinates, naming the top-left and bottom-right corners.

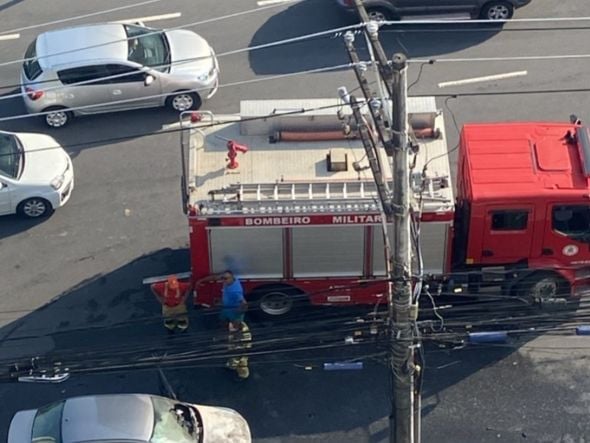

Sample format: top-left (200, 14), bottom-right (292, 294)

top-left (517, 272), bottom-right (571, 310)
top-left (249, 285), bottom-right (306, 320)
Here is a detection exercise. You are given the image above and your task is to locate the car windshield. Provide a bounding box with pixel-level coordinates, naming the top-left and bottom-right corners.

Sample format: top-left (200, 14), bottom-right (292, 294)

top-left (23, 39), bottom-right (43, 80)
top-left (125, 24), bottom-right (170, 73)
top-left (31, 401), bottom-right (65, 443)
top-left (0, 133), bottom-right (23, 179)
top-left (150, 396), bottom-right (201, 443)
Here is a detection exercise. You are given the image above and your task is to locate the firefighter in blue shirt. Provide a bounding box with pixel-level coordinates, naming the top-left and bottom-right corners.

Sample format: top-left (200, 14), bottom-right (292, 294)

top-left (196, 270), bottom-right (248, 323)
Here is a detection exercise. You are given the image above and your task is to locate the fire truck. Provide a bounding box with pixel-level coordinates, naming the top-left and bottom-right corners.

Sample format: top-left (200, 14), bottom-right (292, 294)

top-left (149, 98), bottom-right (589, 319)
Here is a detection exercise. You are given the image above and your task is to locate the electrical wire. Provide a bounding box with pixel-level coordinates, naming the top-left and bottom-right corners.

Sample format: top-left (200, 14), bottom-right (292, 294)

top-left (411, 53), bottom-right (590, 64)
top-left (0, 90), bottom-right (370, 158)
top-left (0, 0), bottom-right (169, 36)
top-left (382, 16), bottom-right (590, 26)
top-left (0, 0), bottom-right (316, 70)
top-left (0, 310), bottom-right (383, 378)
top-left (0, 60), bottom-right (362, 123)
top-left (407, 60), bottom-right (432, 92)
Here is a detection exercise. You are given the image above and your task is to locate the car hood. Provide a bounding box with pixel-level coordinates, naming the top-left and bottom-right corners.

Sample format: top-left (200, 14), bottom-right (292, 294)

top-left (166, 30), bottom-right (214, 74)
top-left (8, 410), bottom-right (36, 443)
top-left (17, 133), bottom-right (69, 183)
top-left (197, 405), bottom-right (251, 443)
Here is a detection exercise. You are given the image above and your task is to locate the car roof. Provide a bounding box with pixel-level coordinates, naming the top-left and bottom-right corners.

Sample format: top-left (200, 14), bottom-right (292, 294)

top-left (36, 23), bottom-right (129, 69)
top-left (61, 394), bottom-right (154, 442)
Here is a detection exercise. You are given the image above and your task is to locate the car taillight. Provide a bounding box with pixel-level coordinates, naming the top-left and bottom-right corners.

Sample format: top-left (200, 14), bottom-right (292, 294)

top-left (25, 87), bottom-right (43, 100)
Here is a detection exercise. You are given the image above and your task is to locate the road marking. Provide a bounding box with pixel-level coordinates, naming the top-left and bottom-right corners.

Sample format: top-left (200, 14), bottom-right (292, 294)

top-left (0, 33), bottom-right (20, 41)
top-left (116, 12), bottom-right (181, 24)
top-left (256, 0), bottom-right (298, 6)
top-left (161, 122), bottom-right (182, 130)
top-left (438, 70), bottom-right (528, 88)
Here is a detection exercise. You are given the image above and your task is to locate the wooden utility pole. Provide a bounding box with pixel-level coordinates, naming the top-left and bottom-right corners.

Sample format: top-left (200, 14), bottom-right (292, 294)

top-left (350, 2), bottom-right (420, 442)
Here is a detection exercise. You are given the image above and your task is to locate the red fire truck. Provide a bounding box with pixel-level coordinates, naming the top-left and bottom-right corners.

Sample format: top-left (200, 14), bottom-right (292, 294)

top-left (147, 99), bottom-right (589, 318)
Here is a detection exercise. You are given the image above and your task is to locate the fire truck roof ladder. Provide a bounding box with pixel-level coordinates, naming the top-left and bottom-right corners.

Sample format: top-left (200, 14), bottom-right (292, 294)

top-left (203, 180), bottom-right (384, 215)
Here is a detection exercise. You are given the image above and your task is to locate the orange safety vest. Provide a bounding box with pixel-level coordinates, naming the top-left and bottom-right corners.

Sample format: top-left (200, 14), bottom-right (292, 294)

top-left (153, 281), bottom-right (190, 307)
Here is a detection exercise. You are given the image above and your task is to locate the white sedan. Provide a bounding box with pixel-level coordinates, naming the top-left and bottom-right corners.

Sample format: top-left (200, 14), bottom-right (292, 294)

top-left (0, 130), bottom-right (73, 218)
top-left (8, 393), bottom-right (252, 443)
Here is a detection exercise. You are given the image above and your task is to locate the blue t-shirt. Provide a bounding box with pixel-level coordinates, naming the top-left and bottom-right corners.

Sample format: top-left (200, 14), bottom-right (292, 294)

top-left (222, 279), bottom-right (244, 307)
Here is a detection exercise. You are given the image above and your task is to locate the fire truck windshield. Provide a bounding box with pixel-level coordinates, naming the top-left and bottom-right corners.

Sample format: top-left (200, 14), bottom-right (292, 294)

top-left (552, 205), bottom-right (590, 242)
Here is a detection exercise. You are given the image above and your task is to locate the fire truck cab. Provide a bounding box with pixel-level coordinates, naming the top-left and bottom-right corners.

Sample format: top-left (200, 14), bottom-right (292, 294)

top-left (178, 98), bottom-right (454, 319)
top-left (452, 121), bottom-right (590, 305)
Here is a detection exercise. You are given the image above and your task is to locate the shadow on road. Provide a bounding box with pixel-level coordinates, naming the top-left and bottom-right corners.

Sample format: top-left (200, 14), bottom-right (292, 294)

top-left (248, 1), bottom-right (502, 76)
top-left (0, 214), bottom-right (49, 240)
top-left (0, 246), bottom-right (534, 441)
top-left (0, 88), bottom-right (181, 159)
top-left (0, 0), bottom-right (25, 13)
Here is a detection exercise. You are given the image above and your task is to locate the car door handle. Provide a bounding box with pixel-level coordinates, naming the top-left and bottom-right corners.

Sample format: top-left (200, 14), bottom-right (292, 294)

top-left (112, 89), bottom-right (122, 95)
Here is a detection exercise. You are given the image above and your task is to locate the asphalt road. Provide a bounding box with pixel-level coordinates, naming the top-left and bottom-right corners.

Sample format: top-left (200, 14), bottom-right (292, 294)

top-left (1, 0), bottom-right (590, 441)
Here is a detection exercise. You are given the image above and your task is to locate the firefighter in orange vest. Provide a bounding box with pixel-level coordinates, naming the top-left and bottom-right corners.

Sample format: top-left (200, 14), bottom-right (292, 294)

top-left (151, 276), bottom-right (191, 333)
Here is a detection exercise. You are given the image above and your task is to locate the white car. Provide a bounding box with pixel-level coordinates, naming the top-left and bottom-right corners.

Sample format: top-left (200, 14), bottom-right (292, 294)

top-left (0, 130), bottom-right (73, 218)
top-left (8, 393), bottom-right (252, 443)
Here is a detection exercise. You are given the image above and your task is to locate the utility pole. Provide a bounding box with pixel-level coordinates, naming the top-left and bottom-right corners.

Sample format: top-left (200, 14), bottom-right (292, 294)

top-left (389, 52), bottom-right (418, 443)
top-left (349, 2), bottom-right (420, 442)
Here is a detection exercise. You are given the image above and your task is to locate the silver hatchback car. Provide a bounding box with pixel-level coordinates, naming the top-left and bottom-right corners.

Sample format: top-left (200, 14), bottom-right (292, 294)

top-left (20, 22), bottom-right (219, 128)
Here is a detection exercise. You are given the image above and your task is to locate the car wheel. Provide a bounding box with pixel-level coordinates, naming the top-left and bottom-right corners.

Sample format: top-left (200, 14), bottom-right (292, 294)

top-left (17, 197), bottom-right (53, 218)
top-left (479, 1), bottom-right (514, 20)
top-left (366, 7), bottom-right (395, 22)
top-left (43, 107), bottom-right (72, 128)
top-left (168, 92), bottom-right (201, 112)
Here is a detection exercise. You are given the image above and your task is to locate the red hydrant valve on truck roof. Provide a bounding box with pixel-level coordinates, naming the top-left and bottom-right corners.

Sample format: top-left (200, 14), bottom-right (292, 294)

top-left (226, 140), bottom-right (248, 169)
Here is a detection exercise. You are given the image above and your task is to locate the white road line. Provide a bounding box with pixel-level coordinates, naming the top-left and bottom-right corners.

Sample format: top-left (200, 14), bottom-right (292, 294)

top-left (256, 0), bottom-right (298, 6)
top-left (116, 12), bottom-right (182, 24)
top-left (438, 70), bottom-right (528, 88)
top-left (0, 34), bottom-right (20, 41)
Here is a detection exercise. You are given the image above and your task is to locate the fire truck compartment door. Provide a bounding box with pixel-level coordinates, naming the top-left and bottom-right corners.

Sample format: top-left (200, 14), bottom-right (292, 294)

top-left (373, 222), bottom-right (449, 275)
top-left (480, 206), bottom-right (534, 264)
top-left (292, 226), bottom-right (363, 277)
top-left (209, 227), bottom-right (283, 278)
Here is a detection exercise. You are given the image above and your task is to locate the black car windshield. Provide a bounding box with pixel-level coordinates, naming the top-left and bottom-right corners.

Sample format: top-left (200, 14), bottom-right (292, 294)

top-left (150, 396), bottom-right (201, 443)
top-left (32, 401), bottom-right (65, 443)
top-left (0, 133), bottom-right (23, 179)
top-left (125, 24), bottom-right (170, 73)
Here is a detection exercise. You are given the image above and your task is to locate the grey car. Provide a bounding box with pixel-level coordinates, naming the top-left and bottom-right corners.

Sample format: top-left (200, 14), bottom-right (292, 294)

top-left (20, 22), bottom-right (219, 128)
top-left (7, 393), bottom-right (252, 443)
top-left (336, 0), bottom-right (532, 21)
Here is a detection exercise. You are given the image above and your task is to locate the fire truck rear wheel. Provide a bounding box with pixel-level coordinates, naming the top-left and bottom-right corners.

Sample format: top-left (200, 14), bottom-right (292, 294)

top-left (517, 272), bottom-right (570, 310)
top-left (249, 285), bottom-right (305, 320)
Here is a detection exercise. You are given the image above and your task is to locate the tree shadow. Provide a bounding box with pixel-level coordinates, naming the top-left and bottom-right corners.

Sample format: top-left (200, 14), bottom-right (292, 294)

top-left (248, 1), bottom-right (502, 76)
top-left (0, 88), bottom-right (181, 159)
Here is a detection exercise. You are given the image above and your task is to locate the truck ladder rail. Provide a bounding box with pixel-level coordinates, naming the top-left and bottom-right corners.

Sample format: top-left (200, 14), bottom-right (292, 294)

top-left (200, 181), bottom-right (388, 214)
top-left (200, 179), bottom-right (452, 214)
top-left (208, 181), bottom-right (381, 202)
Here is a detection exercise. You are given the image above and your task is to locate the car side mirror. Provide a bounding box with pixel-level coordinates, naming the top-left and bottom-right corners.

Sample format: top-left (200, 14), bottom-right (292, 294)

top-left (144, 74), bottom-right (155, 86)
